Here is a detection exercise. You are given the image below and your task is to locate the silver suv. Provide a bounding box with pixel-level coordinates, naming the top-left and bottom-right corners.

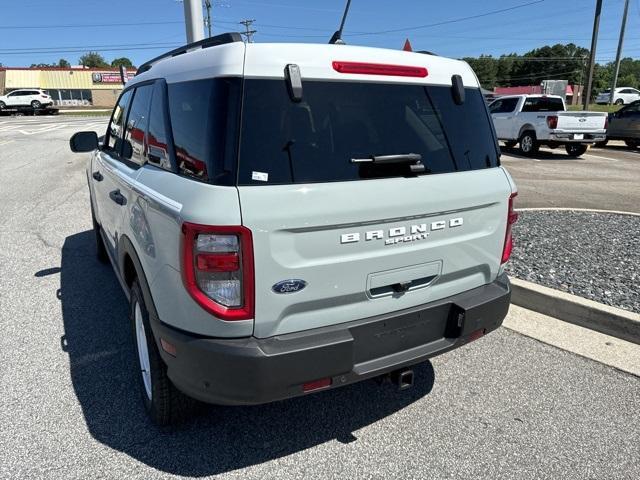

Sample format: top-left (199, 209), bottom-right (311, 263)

top-left (70, 33), bottom-right (517, 425)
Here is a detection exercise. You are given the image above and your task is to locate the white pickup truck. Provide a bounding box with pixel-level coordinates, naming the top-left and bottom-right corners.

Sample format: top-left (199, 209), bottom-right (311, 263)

top-left (488, 94), bottom-right (607, 157)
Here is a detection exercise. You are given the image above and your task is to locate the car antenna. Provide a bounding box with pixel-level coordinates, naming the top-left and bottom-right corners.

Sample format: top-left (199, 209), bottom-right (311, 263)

top-left (329, 0), bottom-right (352, 44)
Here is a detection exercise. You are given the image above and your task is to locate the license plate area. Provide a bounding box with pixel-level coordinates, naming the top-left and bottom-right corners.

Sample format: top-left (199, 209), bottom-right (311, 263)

top-left (350, 304), bottom-right (450, 364)
top-left (573, 134), bottom-right (584, 140)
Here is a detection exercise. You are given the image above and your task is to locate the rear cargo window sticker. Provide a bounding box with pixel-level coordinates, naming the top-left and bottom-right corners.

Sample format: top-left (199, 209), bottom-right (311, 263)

top-left (251, 171), bottom-right (269, 182)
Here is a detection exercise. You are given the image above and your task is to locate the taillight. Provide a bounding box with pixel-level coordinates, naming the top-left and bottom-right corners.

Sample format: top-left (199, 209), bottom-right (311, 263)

top-left (181, 222), bottom-right (254, 320)
top-left (501, 193), bottom-right (518, 264)
top-left (546, 115), bottom-right (558, 129)
top-left (604, 116), bottom-right (609, 129)
top-left (332, 61), bottom-right (428, 78)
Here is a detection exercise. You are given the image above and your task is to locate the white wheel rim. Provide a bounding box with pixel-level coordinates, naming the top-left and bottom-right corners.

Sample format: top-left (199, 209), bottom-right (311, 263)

top-left (522, 136), bottom-right (532, 152)
top-left (135, 302), bottom-right (152, 400)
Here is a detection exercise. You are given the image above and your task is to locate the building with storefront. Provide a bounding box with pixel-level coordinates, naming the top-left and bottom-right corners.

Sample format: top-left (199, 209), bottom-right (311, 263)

top-left (0, 67), bottom-right (136, 107)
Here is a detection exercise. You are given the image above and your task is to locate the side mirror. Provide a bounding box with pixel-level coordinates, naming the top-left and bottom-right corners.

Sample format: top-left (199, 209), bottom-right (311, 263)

top-left (70, 131), bottom-right (98, 152)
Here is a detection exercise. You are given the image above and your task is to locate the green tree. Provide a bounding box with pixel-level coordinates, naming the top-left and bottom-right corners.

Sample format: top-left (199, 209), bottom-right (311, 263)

top-left (30, 62), bottom-right (54, 68)
top-left (58, 58), bottom-right (70, 68)
top-left (507, 43), bottom-right (589, 86)
top-left (463, 55), bottom-right (498, 90)
top-left (111, 57), bottom-right (134, 68)
top-left (78, 51), bottom-right (109, 68)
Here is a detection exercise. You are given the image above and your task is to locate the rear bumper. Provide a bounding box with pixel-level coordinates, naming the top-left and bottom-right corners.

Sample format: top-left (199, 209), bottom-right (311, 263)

top-left (549, 131), bottom-right (606, 143)
top-left (150, 274), bottom-right (511, 406)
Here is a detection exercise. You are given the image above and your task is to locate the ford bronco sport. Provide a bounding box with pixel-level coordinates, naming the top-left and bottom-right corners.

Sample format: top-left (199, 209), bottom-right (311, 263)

top-left (70, 33), bottom-right (517, 425)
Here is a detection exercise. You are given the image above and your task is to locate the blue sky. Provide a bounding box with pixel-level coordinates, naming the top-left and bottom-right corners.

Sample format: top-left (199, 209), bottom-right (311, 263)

top-left (0, 0), bottom-right (638, 68)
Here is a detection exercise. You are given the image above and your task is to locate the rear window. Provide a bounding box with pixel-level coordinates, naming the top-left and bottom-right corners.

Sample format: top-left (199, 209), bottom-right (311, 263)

top-left (237, 80), bottom-right (499, 185)
top-left (521, 97), bottom-right (564, 112)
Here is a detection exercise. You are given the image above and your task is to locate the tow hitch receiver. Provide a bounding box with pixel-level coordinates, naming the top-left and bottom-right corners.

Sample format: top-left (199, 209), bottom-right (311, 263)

top-left (390, 368), bottom-right (415, 391)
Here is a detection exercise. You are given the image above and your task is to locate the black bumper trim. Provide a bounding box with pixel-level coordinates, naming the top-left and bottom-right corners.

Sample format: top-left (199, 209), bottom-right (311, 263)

top-left (149, 274), bottom-right (511, 405)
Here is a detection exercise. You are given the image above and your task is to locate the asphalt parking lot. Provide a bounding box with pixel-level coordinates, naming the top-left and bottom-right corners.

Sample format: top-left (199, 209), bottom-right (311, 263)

top-left (1, 116), bottom-right (639, 479)
top-left (501, 143), bottom-right (640, 213)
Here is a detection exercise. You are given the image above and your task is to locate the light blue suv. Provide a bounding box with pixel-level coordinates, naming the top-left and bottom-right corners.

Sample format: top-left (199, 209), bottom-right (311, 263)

top-left (70, 33), bottom-right (517, 425)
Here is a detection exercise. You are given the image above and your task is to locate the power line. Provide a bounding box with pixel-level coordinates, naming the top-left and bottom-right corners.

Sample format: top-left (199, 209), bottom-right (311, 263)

top-left (346, 0), bottom-right (547, 36)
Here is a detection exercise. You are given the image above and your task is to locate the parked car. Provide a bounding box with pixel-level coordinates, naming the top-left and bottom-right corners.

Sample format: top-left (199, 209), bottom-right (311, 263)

top-left (597, 100), bottom-right (640, 148)
top-left (489, 94), bottom-right (607, 157)
top-left (69, 33), bottom-right (517, 425)
top-left (0, 89), bottom-right (53, 109)
top-left (595, 87), bottom-right (640, 105)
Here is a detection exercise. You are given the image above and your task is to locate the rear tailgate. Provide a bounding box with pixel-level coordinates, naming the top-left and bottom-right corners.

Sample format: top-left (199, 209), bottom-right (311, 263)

top-left (556, 111), bottom-right (607, 131)
top-left (239, 169), bottom-right (512, 338)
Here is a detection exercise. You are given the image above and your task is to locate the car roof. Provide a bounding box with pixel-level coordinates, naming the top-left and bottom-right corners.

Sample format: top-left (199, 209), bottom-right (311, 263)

top-left (129, 40), bottom-right (479, 89)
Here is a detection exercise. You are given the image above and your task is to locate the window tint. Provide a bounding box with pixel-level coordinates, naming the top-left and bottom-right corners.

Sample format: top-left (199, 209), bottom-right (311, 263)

top-left (167, 78), bottom-right (239, 183)
top-left (123, 84), bottom-right (153, 165)
top-left (147, 82), bottom-right (172, 170)
top-left (106, 90), bottom-right (132, 153)
top-left (521, 97), bottom-right (564, 112)
top-left (238, 80), bottom-right (498, 185)
top-left (490, 98), bottom-right (518, 113)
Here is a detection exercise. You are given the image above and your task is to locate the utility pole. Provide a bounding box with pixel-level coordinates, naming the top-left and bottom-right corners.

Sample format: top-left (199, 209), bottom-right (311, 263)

top-left (609, 0), bottom-right (630, 105)
top-left (183, 0), bottom-right (205, 43)
top-left (582, 0), bottom-right (602, 110)
top-left (239, 19), bottom-right (256, 43)
top-left (204, 0), bottom-right (212, 38)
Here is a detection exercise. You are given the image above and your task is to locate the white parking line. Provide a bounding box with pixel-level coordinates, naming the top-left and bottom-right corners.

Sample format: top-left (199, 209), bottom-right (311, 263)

top-left (0, 140), bottom-right (15, 146)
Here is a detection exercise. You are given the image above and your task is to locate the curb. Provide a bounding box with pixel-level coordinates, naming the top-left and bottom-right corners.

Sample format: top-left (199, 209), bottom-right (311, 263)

top-left (510, 278), bottom-right (640, 345)
top-left (517, 207), bottom-right (640, 217)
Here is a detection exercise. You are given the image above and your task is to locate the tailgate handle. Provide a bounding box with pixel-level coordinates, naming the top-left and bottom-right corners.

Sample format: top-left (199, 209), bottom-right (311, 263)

top-left (371, 274), bottom-right (438, 297)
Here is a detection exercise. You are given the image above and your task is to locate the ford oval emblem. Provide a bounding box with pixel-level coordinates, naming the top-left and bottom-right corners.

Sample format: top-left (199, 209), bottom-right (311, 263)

top-left (272, 279), bottom-right (307, 294)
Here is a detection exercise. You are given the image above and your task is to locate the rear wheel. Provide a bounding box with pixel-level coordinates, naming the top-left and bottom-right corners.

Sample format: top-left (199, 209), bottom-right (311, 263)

top-left (130, 280), bottom-right (191, 425)
top-left (30, 100), bottom-right (41, 109)
top-left (503, 140), bottom-right (517, 149)
top-left (565, 144), bottom-right (588, 157)
top-left (615, 98), bottom-right (624, 105)
top-left (519, 131), bottom-right (539, 156)
top-left (624, 139), bottom-right (639, 148)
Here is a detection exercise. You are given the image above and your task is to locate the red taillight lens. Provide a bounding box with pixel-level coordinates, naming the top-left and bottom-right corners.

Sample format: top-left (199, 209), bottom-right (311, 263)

top-left (181, 223), bottom-right (254, 321)
top-left (546, 115), bottom-right (558, 129)
top-left (501, 193), bottom-right (518, 264)
top-left (604, 116), bottom-right (609, 129)
top-left (332, 61), bottom-right (428, 78)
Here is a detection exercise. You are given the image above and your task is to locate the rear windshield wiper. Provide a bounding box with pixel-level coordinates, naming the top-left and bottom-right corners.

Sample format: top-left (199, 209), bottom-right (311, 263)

top-left (351, 153), bottom-right (428, 173)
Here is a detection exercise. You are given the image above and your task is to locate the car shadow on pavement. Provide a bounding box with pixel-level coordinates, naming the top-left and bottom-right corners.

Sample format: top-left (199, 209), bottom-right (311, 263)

top-left (59, 230), bottom-right (435, 477)
top-left (500, 146), bottom-right (587, 161)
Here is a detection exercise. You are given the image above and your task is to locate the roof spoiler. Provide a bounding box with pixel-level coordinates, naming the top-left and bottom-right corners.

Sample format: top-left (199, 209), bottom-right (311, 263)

top-left (136, 32), bottom-right (243, 75)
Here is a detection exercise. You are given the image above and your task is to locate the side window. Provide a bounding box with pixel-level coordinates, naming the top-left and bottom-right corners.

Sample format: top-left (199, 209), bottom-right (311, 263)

top-left (123, 84), bottom-right (153, 165)
top-left (521, 97), bottom-right (540, 112)
top-left (488, 100), bottom-right (502, 113)
top-left (106, 90), bottom-right (132, 153)
top-left (501, 98), bottom-right (519, 113)
top-left (147, 82), bottom-right (172, 170)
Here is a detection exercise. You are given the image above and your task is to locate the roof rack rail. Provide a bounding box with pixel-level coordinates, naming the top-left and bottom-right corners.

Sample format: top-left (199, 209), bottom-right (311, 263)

top-left (136, 32), bottom-right (243, 75)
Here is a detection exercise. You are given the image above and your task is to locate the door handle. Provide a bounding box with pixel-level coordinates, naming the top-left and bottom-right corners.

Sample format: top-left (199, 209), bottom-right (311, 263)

top-left (109, 189), bottom-right (127, 206)
top-left (92, 171), bottom-right (103, 182)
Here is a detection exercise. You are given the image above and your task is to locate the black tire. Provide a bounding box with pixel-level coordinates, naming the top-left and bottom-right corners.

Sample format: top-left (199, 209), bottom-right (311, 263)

top-left (504, 140), bottom-right (517, 149)
top-left (130, 280), bottom-right (191, 425)
top-left (90, 202), bottom-right (109, 264)
top-left (594, 139), bottom-right (608, 148)
top-left (31, 100), bottom-right (41, 109)
top-left (565, 144), bottom-right (588, 157)
top-left (615, 98), bottom-right (624, 105)
top-left (0, 101), bottom-right (5, 110)
top-left (519, 131), bottom-right (539, 156)
top-left (624, 139), bottom-right (639, 148)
